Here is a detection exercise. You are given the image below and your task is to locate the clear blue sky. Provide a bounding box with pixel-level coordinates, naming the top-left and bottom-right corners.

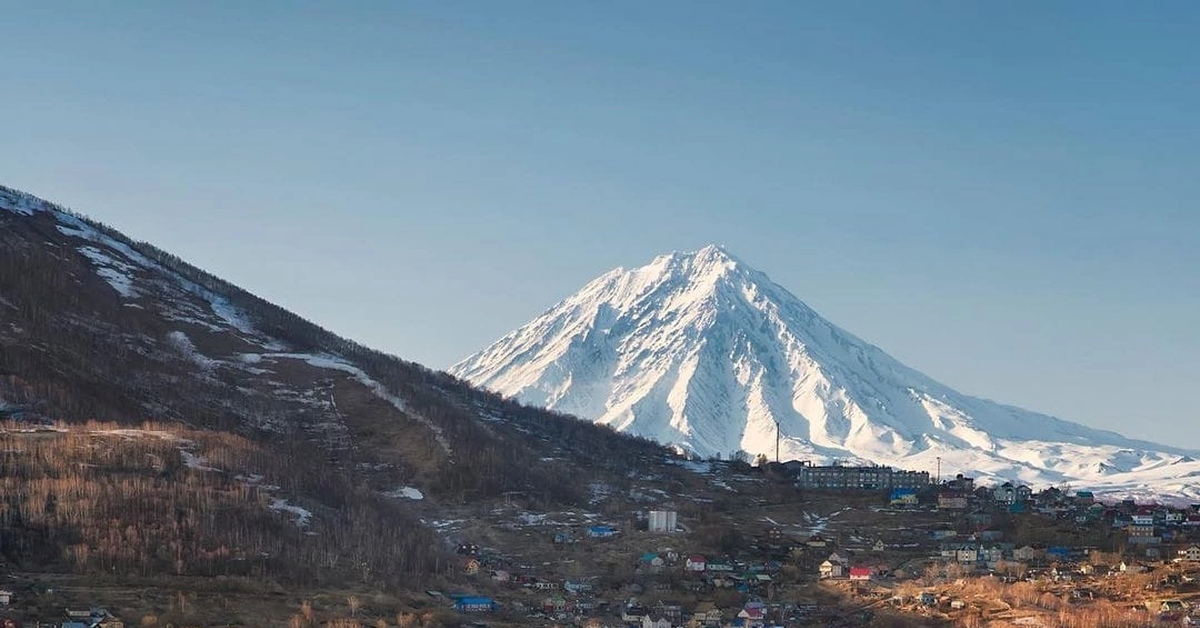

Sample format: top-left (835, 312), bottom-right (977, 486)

top-left (2, 2), bottom-right (1197, 446)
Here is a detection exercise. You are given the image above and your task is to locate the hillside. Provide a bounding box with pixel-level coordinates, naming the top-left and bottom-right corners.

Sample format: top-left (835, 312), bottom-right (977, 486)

top-left (0, 184), bottom-right (681, 589)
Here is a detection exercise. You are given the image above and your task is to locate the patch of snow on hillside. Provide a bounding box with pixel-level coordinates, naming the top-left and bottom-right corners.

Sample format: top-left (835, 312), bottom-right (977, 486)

top-left (76, 245), bottom-right (140, 298)
top-left (97, 428), bottom-right (184, 441)
top-left (166, 331), bottom-right (219, 371)
top-left (0, 186), bottom-right (49, 215)
top-left (181, 450), bottom-right (221, 472)
top-left (268, 497), bottom-right (313, 527)
top-left (262, 353), bottom-right (452, 455)
top-left (385, 486), bottom-right (424, 500)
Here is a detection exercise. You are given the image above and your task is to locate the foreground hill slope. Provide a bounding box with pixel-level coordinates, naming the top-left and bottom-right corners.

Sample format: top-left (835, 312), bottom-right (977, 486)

top-left (452, 245), bottom-right (1200, 499)
top-left (0, 184), bottom-right (675, 584)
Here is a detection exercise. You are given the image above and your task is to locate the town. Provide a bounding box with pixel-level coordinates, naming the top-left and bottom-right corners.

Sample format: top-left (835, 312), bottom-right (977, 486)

top-left (425, 461), bottom-right (1200, 628)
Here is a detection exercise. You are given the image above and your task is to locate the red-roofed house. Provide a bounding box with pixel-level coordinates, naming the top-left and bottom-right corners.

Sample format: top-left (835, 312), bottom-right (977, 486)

top-left (737, 605), bottom-right (766, 628)
top-left (849, 567), bottom-right (873, 581)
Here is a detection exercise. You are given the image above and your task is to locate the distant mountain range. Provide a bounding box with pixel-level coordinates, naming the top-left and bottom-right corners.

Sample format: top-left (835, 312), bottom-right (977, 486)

top-left (452, 245), bottom-right (1200, 501)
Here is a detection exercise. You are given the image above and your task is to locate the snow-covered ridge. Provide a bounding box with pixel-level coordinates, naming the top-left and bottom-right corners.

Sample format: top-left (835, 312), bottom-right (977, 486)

top-left (452, 245), bottom-right (1199, 500)
top-left (5, 185), bottom-right (447, 460)
top-left (0, 185), bottom-right (58, 216)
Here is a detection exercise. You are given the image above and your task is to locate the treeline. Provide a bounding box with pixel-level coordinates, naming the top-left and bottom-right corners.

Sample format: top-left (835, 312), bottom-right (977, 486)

top-left (0, 421), bottom-right (444, 587)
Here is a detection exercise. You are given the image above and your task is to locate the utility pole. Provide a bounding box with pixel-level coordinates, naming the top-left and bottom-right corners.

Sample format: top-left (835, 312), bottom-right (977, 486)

top-left (774, 419), bottom-right (780, 463)
top-left (936, 456), bottom-right (941, 485)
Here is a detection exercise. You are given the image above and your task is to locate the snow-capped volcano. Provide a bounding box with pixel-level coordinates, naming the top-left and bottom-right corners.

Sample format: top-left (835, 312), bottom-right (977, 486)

top-left (452, 245), bottom-right (1200, 499)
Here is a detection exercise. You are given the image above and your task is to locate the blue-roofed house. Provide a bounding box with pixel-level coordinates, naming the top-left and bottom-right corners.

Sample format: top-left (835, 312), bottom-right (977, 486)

top-left (587, 525), bottom-right (616, 538)
top-left (890, 488), bottom-right (919, 507)
top-left (455, 597), bottom-right (497, 613)
top-left (1047, 546), bottom-right (1072, 560)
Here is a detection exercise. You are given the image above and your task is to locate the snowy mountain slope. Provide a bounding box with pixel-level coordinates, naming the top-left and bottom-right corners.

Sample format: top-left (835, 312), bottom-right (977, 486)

top-left (451, 245), bottom-right (1199, 499)
top-left (2, 184), bottom-right (667, 508)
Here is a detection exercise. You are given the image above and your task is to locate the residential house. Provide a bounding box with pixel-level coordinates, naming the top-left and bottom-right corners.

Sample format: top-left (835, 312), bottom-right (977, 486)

top-left (806, 534), bottom-right (829, 548)
top-left (1178, 545), bottom-right (1200, 562)
top-left (980, 546), bottom-right (1005, 564)
top-left (65, 608), bottom-right (121, 628)
top-left (564, 580), bottom-right (593, 594)
top-left (455, 597), bottom-right (497, 613)
top-left (647, 510), bottom-right (678, 533)
top-left (587, 525), bottom-right (616, 539)
top-left (1013, 545), bottom-right (1042, 563)
top-left (938, 493), bottom-right (969, 510)
top-left (691, 603), bottom-right (723, 627)
top-left (622, 606), bottom-right (649, 623)
top-left (655, 600), bottom-right (683, 623)
top-left (641, 616), bottom-right (671, 628)
top-left (705, 559), bottom-right (734, 573)
top-left (955, 546), bottom-right (981, 564)
top-left (639, 552), bottom-right (665, 570)
top-left (890, 488), bottom-right (919, 507)
top-left (0, 591), bottom-right (10, 606)
top-left (1036, 487), bottom-right (1066, 507)
top-left (947, 473), bottom-right (975, 493)
top-left (994, 482), bottom-right (1019, 505)
top-left (819, 560), bottom-right (845, 579)
top-left (1127, 524), bottom-right (1160, 546)
top-left (737, 603), bottom-right (767, 628)
top-left (850, 567), bottom-right (873, 581)
top-left (685, 555), bottom-right (707, 572)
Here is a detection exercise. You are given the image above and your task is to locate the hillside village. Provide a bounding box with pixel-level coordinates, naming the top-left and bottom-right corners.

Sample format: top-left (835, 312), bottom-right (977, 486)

top-left (382, 462), bottom-right (1200, 628)
top-left (1, 428), bottom-right (1199, 628)
top-left (5, 459), bottom-right (1200, 628)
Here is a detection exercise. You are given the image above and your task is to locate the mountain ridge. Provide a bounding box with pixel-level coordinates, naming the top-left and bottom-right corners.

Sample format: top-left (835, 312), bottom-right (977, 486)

top-left (1, 182), bottom-right (685, 585)
top-left (452, 245), bottom-right (1200, 500)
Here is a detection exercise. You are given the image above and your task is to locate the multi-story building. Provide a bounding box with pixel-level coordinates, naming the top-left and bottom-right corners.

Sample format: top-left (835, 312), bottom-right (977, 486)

top-left (790, 461), bottom-right (930, 491)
